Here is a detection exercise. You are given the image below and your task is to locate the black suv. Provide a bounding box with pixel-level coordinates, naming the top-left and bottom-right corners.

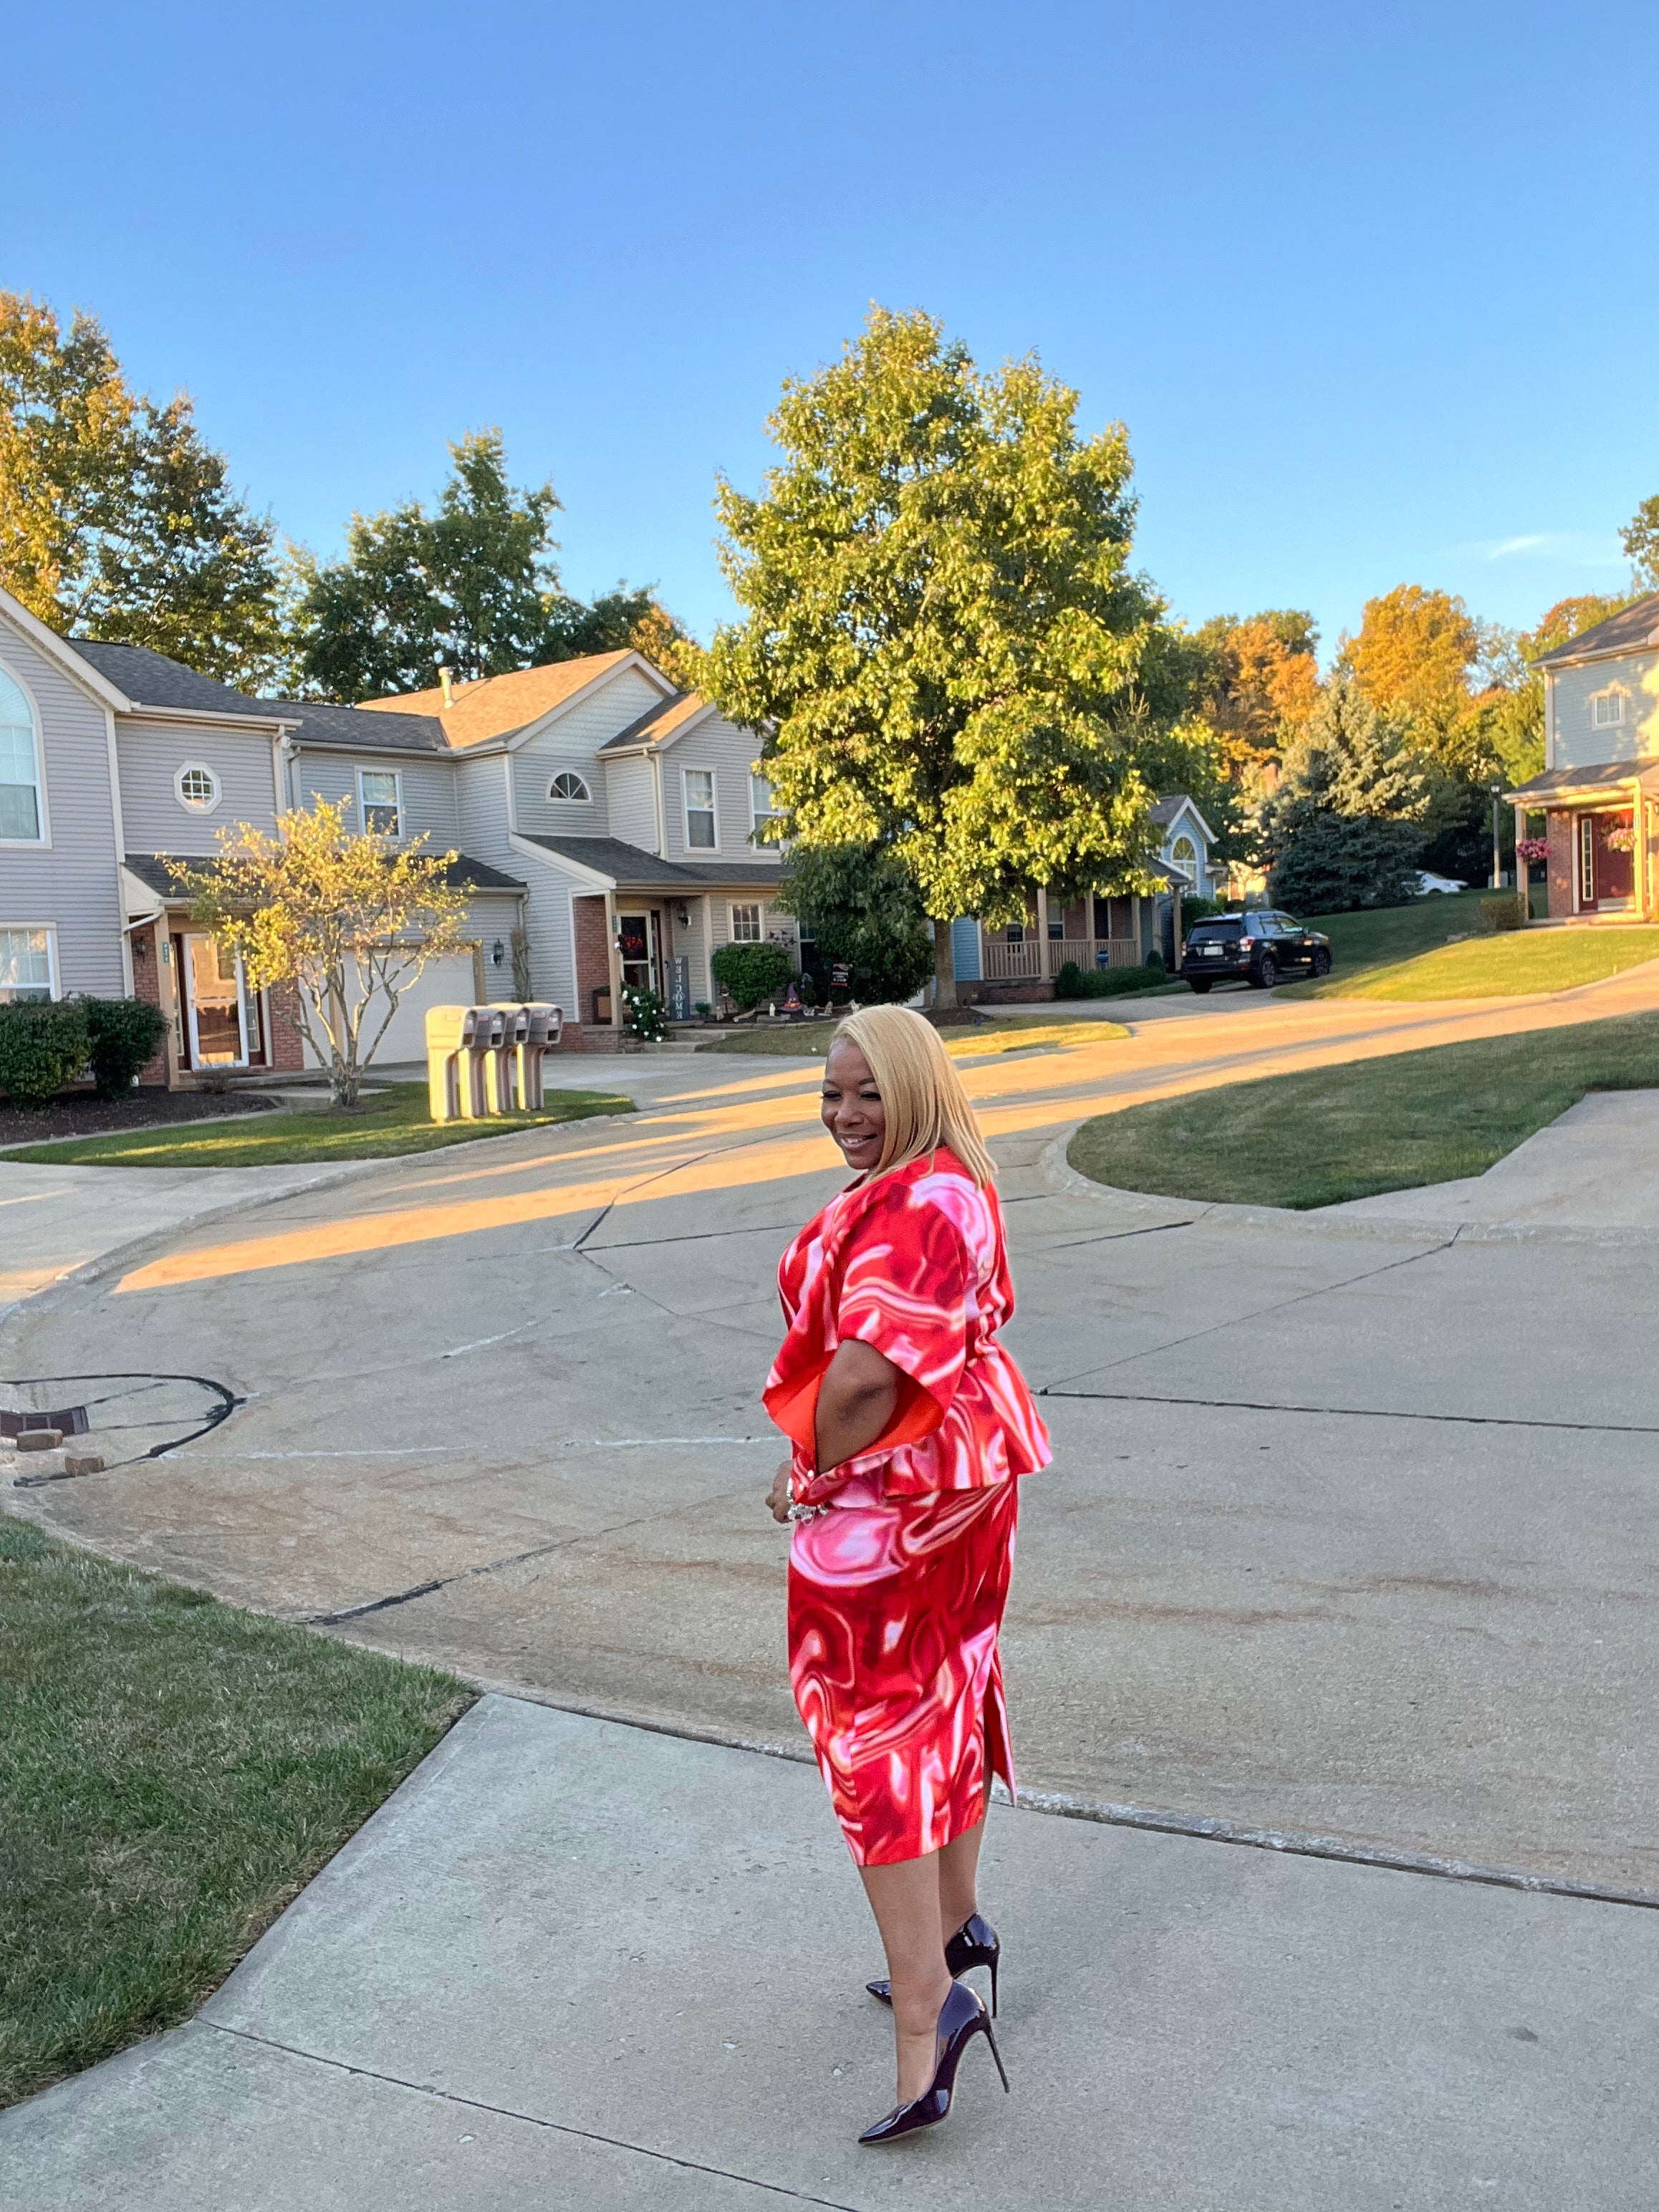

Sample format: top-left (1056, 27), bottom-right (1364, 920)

top-left (1180, 910), bottom-right (1332, 992)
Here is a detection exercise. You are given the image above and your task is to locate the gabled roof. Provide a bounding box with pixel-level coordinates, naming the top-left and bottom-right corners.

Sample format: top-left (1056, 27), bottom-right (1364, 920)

top-left (1149, 792), bottom-right (1218, 845)
top-left (1531, 594), bottom-right (1659, 668)
top-left (69, 640), bottom-right (294, 726)
top-left (356, 650), bottom-right (653, 749)
top-left (276, 699), bottom-right (448, 754)
top-left (598, 691), bottom-right (715, 752)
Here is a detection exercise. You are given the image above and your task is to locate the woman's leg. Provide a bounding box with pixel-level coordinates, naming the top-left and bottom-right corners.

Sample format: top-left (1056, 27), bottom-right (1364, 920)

top-left (937, 1809), bottom-right (987, 1936)
top-left (859, 1855), bottom-right (952, 2103)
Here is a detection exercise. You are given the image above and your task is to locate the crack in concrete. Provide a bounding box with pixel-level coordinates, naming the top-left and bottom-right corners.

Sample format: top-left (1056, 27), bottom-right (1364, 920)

top-left (201, 2024), bottom-right (862, 2209)
top-left (1039, 1383), bottom-right (1659, 1436)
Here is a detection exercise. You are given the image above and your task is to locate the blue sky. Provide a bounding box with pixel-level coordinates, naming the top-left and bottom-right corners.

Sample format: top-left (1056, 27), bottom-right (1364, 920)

top-left (6, 0), bottom-right (1656, 665)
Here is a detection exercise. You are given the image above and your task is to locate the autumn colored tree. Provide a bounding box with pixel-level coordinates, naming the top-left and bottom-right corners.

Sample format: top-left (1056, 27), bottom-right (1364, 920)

top-left (702, 307), bottom-right (1171, 1002)
top-left (1340, 585), bottom-right (1478, 732)
top-left (1191, 609), bottom-right (1319, 777)
top-left (0, 293), bottom-right (282, 685)
top-left (1620, 498), bottom-right (1659, 590)
top-left (170, 800), bottom-right (470, 1107)
top-left (287, 431), bottom-right (688, 701)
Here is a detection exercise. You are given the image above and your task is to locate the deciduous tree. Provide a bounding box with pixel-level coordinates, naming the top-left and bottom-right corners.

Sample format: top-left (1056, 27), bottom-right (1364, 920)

top-left (1340, 585), bottom-right (1477, 733)
top-left (170, 800), bottom-right (470, 1107)
top-left (702, 307), bottom-right (1170, 1004)
top-left (0, 293), bottom-right (282, 686)
top-left (1190, 609), bottom-right (1319, 777)
top-left (1620, 497), bottom-right (1659, 590)
top-left (774, 843), bottom-right (935, 1004)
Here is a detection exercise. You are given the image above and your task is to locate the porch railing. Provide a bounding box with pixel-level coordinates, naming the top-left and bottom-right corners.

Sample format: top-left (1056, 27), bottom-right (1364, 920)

top-left (982, 934), bottom-right (1140, 981)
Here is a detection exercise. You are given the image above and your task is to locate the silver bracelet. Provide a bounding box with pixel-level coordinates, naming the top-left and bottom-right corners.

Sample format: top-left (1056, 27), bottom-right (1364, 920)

top-left (787, 1500), bottom-right (827, 1522)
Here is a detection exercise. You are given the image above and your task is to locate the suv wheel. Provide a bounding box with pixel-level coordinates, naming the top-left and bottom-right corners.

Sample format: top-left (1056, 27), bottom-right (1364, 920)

top-left (1311, 948), bottom-right (1332, 977)
top-left (1187, 978), bottom-right (1212, 994)
top-left (1252, 953), bottom-right (1279, 989)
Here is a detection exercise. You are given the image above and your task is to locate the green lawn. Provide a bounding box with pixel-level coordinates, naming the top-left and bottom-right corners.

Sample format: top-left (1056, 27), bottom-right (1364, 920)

top-left (1270, 890), bottom-right (1659, 1000)
top-left (0, 1082), bottom-right (632, 1168)
top-left (696, 1015), bottom-right (1128, 1059)
top-left (0, 1514), bottom-right (472, 2109)
top-left (1067, 1012), bottom-right (1659, 1211)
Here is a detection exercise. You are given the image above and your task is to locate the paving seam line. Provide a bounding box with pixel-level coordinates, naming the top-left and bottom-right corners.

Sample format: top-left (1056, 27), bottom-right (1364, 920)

top-left (1037, 1131), bottom-right (1659, 1248)
top-left (0, 1110), bottom-right (647, 1335)
top-left (199, 2025), bottom-right (862, 2211)
top-left (1039, 1382), bottom-right (1659, 1436)
top-left (380, 1680), bottom-right (1659, 1915)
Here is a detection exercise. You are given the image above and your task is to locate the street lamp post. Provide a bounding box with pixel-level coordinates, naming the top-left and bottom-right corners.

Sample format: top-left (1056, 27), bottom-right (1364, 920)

top-left (1491, 783), bottom-right (1503, 891)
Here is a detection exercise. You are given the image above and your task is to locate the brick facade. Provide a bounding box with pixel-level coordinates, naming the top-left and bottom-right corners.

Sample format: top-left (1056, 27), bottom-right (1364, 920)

top-left (572, 895), bottom-right (613, 1031)
top-left (129, 921), bottom-right (170, 1085)
top-left (266, 982), bottom-right (306, 1072)
top-left (1547, 810), bottom-right (1574, 918)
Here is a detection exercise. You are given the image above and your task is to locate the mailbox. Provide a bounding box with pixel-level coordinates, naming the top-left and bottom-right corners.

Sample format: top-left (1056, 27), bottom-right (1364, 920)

top-left (462, 1005), bottom-right (506, 1118)
top-left (484, 1003), bottom-right (529, 1113)
top-left (517, 1002), bottom-right (562, 1110)
top-left (425, 1005), bottom-right (479, 1123)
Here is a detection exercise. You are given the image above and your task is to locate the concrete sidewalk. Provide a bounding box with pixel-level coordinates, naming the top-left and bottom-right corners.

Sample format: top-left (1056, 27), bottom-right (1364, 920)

top-left (4, 1697), bottom-right (1653, 2211)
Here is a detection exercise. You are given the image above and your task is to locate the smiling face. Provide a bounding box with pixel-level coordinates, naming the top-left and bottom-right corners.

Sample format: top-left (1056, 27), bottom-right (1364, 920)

top-left (821, 1038), bottom-right (886, 1176)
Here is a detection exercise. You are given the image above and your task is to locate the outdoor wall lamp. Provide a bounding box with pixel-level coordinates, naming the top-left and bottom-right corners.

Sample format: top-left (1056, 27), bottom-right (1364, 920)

top-left (491, 938), bottom-right (505, 966)
top-left (675, 903), bottom-right (691, 928)
top-left (133, 936), bottom-right (149, 962)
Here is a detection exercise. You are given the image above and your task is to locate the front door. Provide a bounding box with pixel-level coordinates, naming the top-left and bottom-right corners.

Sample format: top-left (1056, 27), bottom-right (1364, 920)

top-left (1579, 812), bottom-right (1634, 912)
top-left (616, 911), bottom-right (660, 996)
top-left (182, 933), bottom-right (249, 1066)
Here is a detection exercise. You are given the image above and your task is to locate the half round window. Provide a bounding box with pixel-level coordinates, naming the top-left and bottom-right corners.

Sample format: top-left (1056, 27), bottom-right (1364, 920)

top-left (176, 763), bottom-right (221, 812)
top-left (549, 771), bottom-right (592, 803)
top-left (0, 663), bottom-right (44, 842)
top-left (1169, 835), bottom-right (1197, 880)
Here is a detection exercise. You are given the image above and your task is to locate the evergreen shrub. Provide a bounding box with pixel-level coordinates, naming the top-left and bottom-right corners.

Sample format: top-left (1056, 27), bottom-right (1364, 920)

top-left (0, 1000), bottom-right (91, 1109)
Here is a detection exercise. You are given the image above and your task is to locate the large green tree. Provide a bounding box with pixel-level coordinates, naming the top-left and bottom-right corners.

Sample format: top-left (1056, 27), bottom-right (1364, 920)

top-left (701, 307), bottom-right (1173, 1001)
top-left (0, 293), bottom-right (282, 685)
top-left (286, 431), bottom-right (690, 700)
top-left (1620, 497), bottom-right (1659, 590)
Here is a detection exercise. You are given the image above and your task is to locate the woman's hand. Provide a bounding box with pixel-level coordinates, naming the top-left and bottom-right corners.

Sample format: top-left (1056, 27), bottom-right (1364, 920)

top-left (767, 1460), bottom-right (794, 1524)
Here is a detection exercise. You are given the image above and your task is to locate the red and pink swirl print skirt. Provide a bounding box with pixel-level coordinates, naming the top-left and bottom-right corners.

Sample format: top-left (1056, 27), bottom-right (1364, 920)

top-left (787, 1480), bottom-right (1019, 1867)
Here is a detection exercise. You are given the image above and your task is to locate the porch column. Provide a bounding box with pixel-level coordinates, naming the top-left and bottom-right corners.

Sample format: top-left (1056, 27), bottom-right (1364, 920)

top-left (1513, 803), bottom-right (1528, 922)
top-left (1035, 885), bottom-right (1050, 978)
top-left (1632, 785), bottom-right (1648, 921)
top-left (603, 889), bottom-right (624, 1030)
top-left (158, 925), bottom-right (183, 1087)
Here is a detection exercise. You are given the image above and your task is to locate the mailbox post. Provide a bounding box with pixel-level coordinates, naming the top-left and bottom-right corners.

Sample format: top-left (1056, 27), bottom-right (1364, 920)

top-left (464, 1006), bottom-right (506, 1116)
top-left (517, 1003), bottom-right (562, 1110)
top-left (484, 1004), bottom-right (529, 1112)
top-left (425, 1006), bottom-right (478, 1124)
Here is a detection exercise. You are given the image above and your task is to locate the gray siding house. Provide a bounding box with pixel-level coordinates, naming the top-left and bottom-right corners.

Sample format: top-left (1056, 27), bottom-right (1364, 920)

top-left (0, 589), bottom-right (788, 1077)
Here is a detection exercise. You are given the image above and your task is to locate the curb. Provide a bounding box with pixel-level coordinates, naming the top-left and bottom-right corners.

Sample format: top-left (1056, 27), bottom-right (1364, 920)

top-left (1036, 1131), bottom-right (1659, 1250)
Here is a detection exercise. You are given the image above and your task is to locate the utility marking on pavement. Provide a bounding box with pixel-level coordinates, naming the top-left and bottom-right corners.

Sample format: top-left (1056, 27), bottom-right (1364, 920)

top-left (1040, 1384), bottom-right (1659, 1436)
top-left (203, 2026), bottom-right (863, 2210)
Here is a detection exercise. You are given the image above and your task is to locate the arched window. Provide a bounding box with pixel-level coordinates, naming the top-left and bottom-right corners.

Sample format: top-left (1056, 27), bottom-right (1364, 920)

top-left (175, 762), bottom-right (221, 812)
top-left (0, 664), bottom-right (44, 842)
top-left (549, 771), bottom-right (592, 803)
top-left (1169, 834), bottom-right (1198, 882)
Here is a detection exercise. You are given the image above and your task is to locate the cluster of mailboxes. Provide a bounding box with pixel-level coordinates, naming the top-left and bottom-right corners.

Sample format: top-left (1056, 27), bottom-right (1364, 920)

top-left (425, 1004), bottom-right (564, 1122)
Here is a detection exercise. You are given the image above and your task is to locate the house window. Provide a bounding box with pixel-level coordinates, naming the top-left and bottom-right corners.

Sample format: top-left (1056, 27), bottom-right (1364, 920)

top-left (0, 666), bottom-right (44, 842)
top-left (749, 772), bottom-right (782, 837)
top-left (1169, 834), bottom-right (1198, 883)
top-left (549, 771), bottom-right (592, 803)
top-left (1592, 691), bottom-right (1626, 728)
top-left (1581, 815), bottom-right (1595, 903)
top-left (730, 902), bottom-right (763, 943)
top-left (175, 761), bottom-right (221, 812)
top-left (684, 769), bottom-right (717, 850)
top-left (358, 769), bottom-right (401, 836)
top-left (0, 925), bottom-right (55, 1002)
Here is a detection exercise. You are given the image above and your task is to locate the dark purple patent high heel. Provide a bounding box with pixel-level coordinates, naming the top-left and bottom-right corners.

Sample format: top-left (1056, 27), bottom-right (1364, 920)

top-left (858, 1980), bottom-right (1009, 2145)
top-left (867, 1912), bottom-right (1001, 2016)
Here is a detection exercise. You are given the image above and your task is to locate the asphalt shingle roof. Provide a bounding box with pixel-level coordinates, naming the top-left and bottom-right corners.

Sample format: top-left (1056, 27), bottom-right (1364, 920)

top-left (124, 852), bottom-right (523, 897)
top-left (1530, 595), bottom-right (1659, 668)
top-left (1506, 756), bottom-right (1659, 799)
top-left (516, 834), bottom-right (788, 890)
top-left (69, 640), bottom-right (292, 721)
top-left (275, 699), bottom-right (448, 754)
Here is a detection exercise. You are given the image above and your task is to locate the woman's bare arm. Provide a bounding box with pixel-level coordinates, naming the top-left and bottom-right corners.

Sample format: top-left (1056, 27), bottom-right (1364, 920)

top-left (814, 1338), bottom-right (902, 1473)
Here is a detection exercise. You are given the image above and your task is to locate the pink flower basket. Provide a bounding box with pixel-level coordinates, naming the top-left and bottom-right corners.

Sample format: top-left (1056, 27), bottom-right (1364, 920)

top-left (1606, 824), bottom-right (1638, 855)
top-left (1516, 837), bottom-right (1551, 865)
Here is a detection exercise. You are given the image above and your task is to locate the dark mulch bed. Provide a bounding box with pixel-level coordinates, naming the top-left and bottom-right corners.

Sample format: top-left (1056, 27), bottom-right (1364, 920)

top-left (0, 1088), bottom-right (281, 1150)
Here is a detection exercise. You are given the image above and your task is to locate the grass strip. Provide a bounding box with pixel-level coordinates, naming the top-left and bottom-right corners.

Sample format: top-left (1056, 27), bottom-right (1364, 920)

top-left (0, 1082), bottom-right (632, 1168)
top-left (1067, 1011), bottom-right (1659, 1211)
top-left (1290, 925), bottom-right (1659, 1001)
top-left (0, 1513), bottom-right (472, 2109)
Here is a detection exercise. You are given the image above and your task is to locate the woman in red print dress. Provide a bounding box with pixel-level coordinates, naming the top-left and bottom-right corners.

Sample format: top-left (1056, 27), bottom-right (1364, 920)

top-left (764, 1005), bottom-right (1050, 2145)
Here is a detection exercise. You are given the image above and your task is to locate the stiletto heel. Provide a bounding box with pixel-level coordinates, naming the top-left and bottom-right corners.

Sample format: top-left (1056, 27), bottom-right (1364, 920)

top-left (867, 1911), bottom-right (1001, 2015)
top-left (857, 1982), bottom-right (1007, 2145)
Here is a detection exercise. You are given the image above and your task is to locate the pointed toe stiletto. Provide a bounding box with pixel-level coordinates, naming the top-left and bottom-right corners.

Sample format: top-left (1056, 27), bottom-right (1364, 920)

top-left (857, 1980), bottom-right (1009, 2145)
top-left (867, 1912), bottom-right (1001, 2016)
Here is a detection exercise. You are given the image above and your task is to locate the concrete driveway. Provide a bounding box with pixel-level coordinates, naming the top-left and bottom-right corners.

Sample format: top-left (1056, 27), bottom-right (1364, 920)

top-left (6, 975), bottom-right (1659, 1894)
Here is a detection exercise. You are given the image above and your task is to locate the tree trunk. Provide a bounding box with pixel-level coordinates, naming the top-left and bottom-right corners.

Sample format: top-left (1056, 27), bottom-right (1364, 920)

top-left (932, 916), bottom-right (958, 1010)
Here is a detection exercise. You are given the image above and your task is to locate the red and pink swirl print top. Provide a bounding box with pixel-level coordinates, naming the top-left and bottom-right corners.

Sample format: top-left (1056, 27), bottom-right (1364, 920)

top-left (764, 1148), bottom-right (1052, 1506)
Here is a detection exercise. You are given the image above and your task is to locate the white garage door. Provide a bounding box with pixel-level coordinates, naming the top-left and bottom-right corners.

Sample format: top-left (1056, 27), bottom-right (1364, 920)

top-left (303, 952), bottom-right (481, 1071)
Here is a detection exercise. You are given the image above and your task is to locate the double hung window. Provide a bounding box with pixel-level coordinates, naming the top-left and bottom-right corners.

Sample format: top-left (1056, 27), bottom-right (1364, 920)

top-left (358, 769), bottom-right (402, 837)
top-left (729, 903), bottom-right (763, 943)
top-left (0, 667), bottom-right (43, 842)
top-left (0, 926), bottom-right (54, 1001)
top-left (749, 772), bottom-right (782, 838)
top-left (684, 769), bottom-right (717, 849)
top-left (1592, 691), bottom-right (1626, 729)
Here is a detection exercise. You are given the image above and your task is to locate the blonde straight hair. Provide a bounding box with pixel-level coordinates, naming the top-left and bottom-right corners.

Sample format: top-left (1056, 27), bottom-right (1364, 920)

top-left (833, 1004), bottom-right (996, 1189)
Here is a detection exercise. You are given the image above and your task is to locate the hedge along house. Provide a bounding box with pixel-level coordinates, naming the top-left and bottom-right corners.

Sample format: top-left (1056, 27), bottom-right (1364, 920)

top-left (953, 794), bottom-right (1216, 1001)
top-left (1508, 593), bottom-right (1659, 922)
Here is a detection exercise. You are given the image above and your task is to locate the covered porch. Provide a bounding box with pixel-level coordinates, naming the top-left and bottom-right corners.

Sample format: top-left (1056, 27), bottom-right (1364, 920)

top-left (971, 883), bottom-right (1180, 998)
top-left (1507, 758), bottom-right (1659, 924)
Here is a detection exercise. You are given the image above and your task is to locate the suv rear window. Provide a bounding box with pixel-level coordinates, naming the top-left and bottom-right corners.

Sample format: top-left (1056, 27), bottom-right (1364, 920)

top-left (1188, 922), bottom-right (1242, 943)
